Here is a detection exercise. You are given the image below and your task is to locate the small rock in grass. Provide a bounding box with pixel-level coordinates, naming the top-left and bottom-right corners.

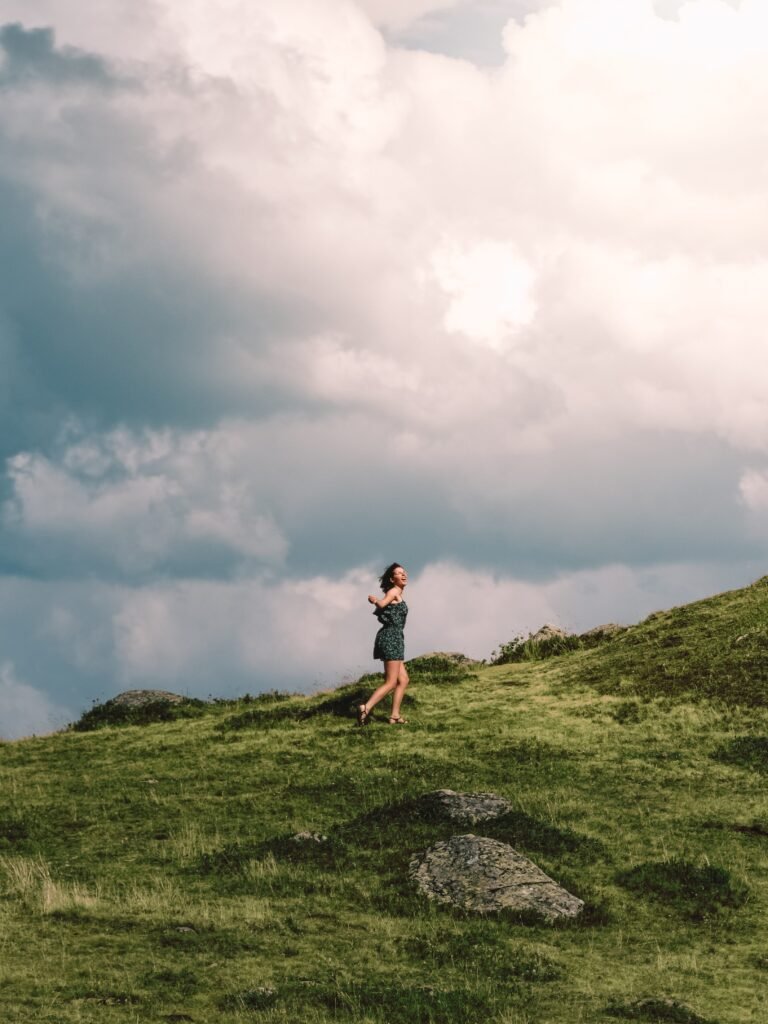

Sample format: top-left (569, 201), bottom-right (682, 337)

top-left (581, 623), bottom-right (624, 640)
top-left (290, 831), bottom-right (328, 843)
top-left (420, 789), bottom-right (512, 825)
top-left (410, 834), bottom-right (584, 920)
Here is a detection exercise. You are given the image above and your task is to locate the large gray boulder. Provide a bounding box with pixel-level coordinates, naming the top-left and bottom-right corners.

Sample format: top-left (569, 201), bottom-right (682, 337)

top-left (419, 789), bottom-right (512, 825)
top-left (410, 834), bottom-right (584, 920)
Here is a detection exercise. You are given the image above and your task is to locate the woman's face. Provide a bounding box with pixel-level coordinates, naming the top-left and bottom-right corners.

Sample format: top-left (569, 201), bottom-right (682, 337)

top-left (392, 566), bottom-right (408, 588)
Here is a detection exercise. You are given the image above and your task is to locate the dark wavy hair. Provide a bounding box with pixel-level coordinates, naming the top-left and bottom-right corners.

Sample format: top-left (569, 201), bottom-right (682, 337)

top-left (379, 562), bottom-right (403, 592)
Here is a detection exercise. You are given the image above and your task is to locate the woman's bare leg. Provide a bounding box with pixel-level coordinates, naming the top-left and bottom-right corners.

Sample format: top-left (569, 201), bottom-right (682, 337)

top-left (361, 660), bottom-right (401, 715)
top-left (389, 663), bottom-right (410, 721)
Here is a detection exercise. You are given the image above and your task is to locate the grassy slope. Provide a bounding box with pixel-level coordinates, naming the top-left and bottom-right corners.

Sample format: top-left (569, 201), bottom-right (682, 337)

top-left (2, 583), bottom-right (768, 1023)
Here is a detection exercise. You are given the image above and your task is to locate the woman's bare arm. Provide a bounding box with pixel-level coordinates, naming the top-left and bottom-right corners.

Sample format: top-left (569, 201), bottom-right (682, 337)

top-left (367, 587), bottom-right (401, 609)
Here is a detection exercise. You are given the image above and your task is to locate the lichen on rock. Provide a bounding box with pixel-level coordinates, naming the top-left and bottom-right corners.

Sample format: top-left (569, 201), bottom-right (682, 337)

top-left (418, 789), bottom-right (512, 825)
top-left (410, 834), bottom-right (584, 920)
top-left (109, 689), bottom-right (187, 707)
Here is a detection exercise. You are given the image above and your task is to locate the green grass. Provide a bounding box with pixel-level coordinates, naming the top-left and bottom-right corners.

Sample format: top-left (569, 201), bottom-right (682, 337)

top-left (2, 585), bottom-right (768, 1022)
top-left (73, 697), bottom-right (211, 732)
top-left (566, 575), bottom-right (768, 706)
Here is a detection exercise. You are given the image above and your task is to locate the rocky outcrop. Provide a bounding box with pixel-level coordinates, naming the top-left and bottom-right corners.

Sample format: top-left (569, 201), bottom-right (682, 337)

top-left (580, 623), bottom-right (625, 645)
top-left (411, 651), bottom-right (482, 666)
top-left (108, 689), bottom-right (187, 707)
top-left (581, 623), bottom-right (623, 639)
top-left (409, 834), bottom-right (584, 920)
top-left (529, 624), bottom-right (572, 644)
top-left (418, 789), bottom-right (512, 825)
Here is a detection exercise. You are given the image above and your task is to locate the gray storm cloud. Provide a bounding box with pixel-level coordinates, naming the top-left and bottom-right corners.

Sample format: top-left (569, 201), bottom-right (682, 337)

top-left (1, 0), bottom-right (767, 735)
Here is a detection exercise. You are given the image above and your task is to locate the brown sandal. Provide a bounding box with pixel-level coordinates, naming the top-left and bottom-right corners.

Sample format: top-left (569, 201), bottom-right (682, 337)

top-left (356, 704), bottom-right (370, 726)
top-left (388, 716), bottom-right (408, 725)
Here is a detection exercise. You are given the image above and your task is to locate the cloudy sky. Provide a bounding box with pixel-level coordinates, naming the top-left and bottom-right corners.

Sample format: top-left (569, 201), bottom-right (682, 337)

top-left (1, 0), bottom-right (766, 737)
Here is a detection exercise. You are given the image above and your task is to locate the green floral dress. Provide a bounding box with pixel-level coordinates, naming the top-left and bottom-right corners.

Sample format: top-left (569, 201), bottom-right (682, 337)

top-left (373, 600), bottom-right (408, 661)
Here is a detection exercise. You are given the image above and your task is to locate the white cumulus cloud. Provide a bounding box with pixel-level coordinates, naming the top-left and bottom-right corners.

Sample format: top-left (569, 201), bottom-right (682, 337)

top-left (0, 0), bottom-right (767, 735)
top-left (3, 429), bottom-right (288, 576)
top-left (0, 661), bottom-right (72, 740)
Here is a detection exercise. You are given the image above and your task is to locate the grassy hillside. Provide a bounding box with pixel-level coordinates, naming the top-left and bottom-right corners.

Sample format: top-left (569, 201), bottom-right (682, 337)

top-left (568, 574), bottom-right (768, 707)
top-left (2, 580), bottom-right (768, 1023)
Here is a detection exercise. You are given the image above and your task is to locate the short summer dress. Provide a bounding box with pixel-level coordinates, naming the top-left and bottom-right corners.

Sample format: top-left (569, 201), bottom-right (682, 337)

top-left (373, 600), bottom-right (408, 661)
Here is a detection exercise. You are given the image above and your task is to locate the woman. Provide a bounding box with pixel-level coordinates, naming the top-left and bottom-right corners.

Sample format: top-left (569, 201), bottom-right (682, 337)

top-left (357, 563), bottom-right (409, 725)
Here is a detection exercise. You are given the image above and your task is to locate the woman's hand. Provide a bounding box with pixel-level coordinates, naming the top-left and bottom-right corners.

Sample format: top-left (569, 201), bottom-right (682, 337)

top-left (368, 594), bottom-right (379, 605)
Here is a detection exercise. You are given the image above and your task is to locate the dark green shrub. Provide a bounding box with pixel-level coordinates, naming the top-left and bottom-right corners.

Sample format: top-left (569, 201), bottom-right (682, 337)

top-left (491, 633), bottom-right (581, 665)
top-left (219, 701), bottom-right (306, 730)
top-left (72, 698), bottom-right (207, 732)
top-left (405, 655), bottom-right (478, 685)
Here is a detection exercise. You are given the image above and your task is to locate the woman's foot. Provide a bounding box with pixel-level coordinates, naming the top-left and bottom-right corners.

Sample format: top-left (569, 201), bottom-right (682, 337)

top-left (356, 704), bottom-right (370, 726)
top-left (388, 716), bottom-right (408, 725)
